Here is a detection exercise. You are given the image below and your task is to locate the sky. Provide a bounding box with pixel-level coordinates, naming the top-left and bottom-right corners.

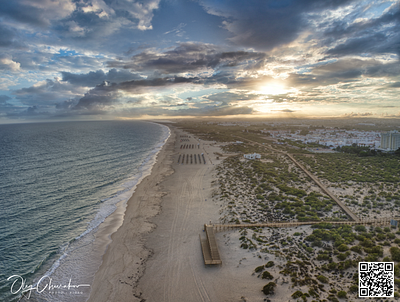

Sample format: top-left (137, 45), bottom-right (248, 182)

top-left (0, 0), bottom-right (399, 123)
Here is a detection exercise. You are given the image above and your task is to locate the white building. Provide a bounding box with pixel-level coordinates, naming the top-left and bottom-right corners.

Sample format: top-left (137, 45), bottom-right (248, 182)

top-left (381, 131), bottom-right (400, 151)
top-left (244, 153), bottom-right (261, 160)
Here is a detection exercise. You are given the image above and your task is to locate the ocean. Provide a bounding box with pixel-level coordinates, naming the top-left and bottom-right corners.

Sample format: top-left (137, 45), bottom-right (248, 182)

top-left (0, 120), bottom-right (170, 302)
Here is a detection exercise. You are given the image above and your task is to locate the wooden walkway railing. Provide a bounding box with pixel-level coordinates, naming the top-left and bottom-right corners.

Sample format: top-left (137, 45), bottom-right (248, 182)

top-left (286, 153), bottom-right (360, 222)
top-left (212, 218), bottom-right (391, 232)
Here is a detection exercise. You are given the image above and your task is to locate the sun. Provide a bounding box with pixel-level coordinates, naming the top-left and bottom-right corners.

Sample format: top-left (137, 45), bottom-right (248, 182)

top-left (258, 83), bottom-right (287, 95)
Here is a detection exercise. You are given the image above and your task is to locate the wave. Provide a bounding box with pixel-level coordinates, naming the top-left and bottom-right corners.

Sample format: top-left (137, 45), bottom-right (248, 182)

top-left (27, 123), bottom-right (170, 297)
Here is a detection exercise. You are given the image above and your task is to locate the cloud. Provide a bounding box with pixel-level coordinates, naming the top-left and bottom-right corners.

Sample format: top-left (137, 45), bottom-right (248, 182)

top-left (0, 55), bottom-right (21, 71)
top-left (343, 112), bottom-right (373, 117)
top-left (324, 4), bottom-right (400, 57)
top-left (0, 0), bottom-right (75, 27)
top-left (117, 102), bottom-right (254, 117)
top-left (164, 23), bottom-right (186, 37)
top-left (107, 42), bottom-right (267, 74)
top-left (380, 111), bottom-right (400, 118)
top-left (0, 95), bottom-right (11, 103)
top-left (61, 69), bottom-right (142, 87)
top-left (287, 58), bottom-right (400, 88)
top-left (107, 0), bottom-right (160, 30)
top-left (13, 79), bottom-right (85, 106)
top-left (387, 82), bottom-right (400, 88)
top-left (271, 109), bottom-right (296, 113)
top-left (73, 76), bottom-right (201, 110)
top-left (55, 99), bottom-right (77, 110)
top-left (200, 0), bottom-right (356, 51)
top-left (0, 24), bottom-right (24, 48)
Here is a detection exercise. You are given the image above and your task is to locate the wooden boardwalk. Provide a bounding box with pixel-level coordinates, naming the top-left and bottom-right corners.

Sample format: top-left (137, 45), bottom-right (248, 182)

top-left (200, 136), bottom-right (393, 265)
top-left (234, 135), bottom-right (360, 221)
top-left (212, 217), bottom-right (391, 232)
top-left (199, 224), bottom-right (222, 265)
top-left (200, 218), bottom-right (392, 265)
top-left (286, 153), bottom-right (360, 222)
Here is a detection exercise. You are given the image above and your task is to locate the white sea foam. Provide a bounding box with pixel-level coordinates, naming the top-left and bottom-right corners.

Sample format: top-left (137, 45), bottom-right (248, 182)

top-left (28, 123), bottom-right (171, 302)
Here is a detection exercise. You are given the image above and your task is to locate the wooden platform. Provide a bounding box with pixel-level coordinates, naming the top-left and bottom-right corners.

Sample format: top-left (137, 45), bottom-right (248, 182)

top-left (200, 225), bottom-right (222, 265)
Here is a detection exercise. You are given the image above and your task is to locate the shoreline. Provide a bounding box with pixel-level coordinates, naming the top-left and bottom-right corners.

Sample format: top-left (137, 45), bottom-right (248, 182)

top-left (88, 125), bottom-right (262, 302)
top-left (87, 124), bottom-right (176, 302)
top-left (15, 121), bottom-right (171, 302)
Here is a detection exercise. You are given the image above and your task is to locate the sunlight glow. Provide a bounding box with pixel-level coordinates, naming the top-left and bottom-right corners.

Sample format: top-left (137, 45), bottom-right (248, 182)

top-left (258, 83), bottom-right (288, 95)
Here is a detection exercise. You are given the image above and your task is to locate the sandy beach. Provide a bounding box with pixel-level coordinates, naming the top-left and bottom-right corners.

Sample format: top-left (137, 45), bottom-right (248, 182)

top-left (87, 125), bottom-right (175, 302)
top-left (88, 125), bottom-right (272, 302)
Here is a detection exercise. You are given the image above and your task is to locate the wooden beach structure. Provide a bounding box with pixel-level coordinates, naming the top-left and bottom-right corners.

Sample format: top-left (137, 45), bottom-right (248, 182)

top-left (199, 136), bottom-right (394, 265)
top-left (200, 218), bottom-right (392, 265)
top-left (200, 224), bottom-right (222, 265)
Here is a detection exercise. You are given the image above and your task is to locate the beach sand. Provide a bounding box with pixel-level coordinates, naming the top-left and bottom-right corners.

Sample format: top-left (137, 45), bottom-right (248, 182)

top-left (88, 126), bottom-right (272, 302)
top-left (87, 126), bottom-right (175, 302)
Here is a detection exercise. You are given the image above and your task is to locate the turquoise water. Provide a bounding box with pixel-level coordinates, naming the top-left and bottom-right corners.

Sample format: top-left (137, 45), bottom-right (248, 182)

top-left (0, 121), bottom-right (169, 302)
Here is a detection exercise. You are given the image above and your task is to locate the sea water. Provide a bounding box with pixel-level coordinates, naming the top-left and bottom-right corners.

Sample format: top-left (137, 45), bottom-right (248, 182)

top-left (0, 120), bottom-right (169, 302)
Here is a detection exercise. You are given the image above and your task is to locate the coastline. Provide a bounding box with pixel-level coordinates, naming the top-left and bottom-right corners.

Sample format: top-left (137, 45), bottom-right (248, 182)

top-left (88, 125), bottom-right (263, 302)
top-left (87, 124), bottom-right (175, 302)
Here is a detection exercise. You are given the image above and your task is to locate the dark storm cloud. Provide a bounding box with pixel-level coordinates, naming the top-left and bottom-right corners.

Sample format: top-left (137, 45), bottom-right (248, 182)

top-left (107, 42), bottom-right (267, 74)
top-left (61, 69), bottom-right (142, 87)
top-left (288, 59), bottom-right (400, 87)
top-left (200, 0), bottom-right (356, 51)
top-left (73, 76), bottom-right (201, 110)
top-left (74, 94), bottom-right (116, 110)
top-left (0, 0), bottom-right (75, 27)
top-left (325, 4), bottom-right (400, 57)
top-left (0, 24), bottom-right (23, 48)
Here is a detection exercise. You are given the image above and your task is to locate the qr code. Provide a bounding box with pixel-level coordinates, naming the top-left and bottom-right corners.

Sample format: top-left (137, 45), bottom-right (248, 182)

top-left (359, 262), bottom-right (394, 297)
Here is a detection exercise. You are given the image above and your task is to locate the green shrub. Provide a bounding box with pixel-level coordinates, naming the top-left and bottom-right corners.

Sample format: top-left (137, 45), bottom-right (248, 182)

top-left (291, 290), bottom-right (303, 299)
top-left (337, 244), bottom-right (349, 252)
top-left (337, 290), bottom-right (347, 298)
top-left (317, 275), bottom-right (329, 283)
top-left (350, 245), bottom-right (363, 254)
top-left (390, 246), bottom-right (400, 261)
top-left (355, 225), bottom-right (367, 232)
top-left (255, 265), bottom-right (264, 273)
top-left (265, 261), bottom-right (275, 268)
top-left (317, 253), bottom-right (330, 261)
top-left (261, 271), bottom-right (274, 280)
top-left (349, 284), bottom-right (358, 293)
top-left (262, 282), bottom-right (276, 295)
